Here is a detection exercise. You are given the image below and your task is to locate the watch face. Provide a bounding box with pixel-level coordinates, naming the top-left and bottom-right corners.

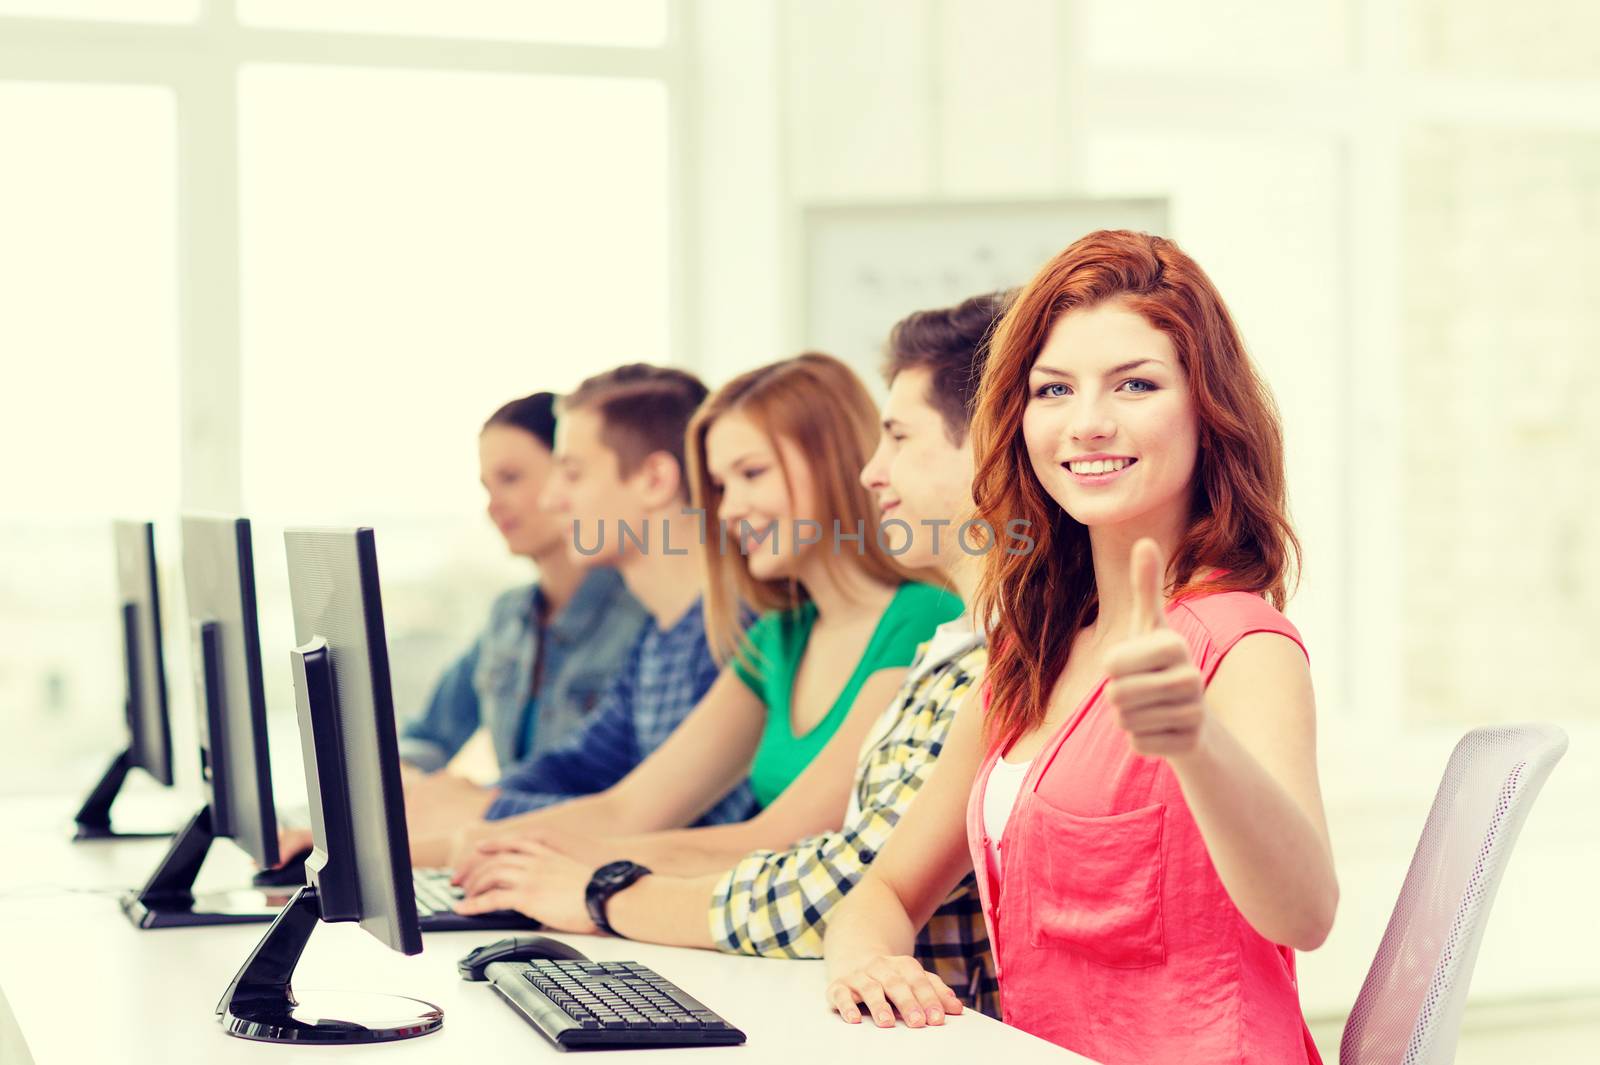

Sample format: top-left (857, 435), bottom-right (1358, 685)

top-left (595, 860), bottom-right (642, 889)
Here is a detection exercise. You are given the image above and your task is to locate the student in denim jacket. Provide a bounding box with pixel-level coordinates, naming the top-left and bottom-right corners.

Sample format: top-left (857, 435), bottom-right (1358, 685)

top-left (399, 392), bottom-right (649, 777)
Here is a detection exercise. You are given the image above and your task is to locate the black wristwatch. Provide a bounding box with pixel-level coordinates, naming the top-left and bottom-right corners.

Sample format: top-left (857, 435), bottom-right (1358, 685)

top-left (585, 860), bottom-right (652, 936)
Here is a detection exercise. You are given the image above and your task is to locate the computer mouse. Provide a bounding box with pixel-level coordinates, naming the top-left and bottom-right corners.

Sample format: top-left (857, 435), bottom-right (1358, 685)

top-left (252, 847), bottom-right (311, 888)
top-left (457, 935), bottom-right (592, 981)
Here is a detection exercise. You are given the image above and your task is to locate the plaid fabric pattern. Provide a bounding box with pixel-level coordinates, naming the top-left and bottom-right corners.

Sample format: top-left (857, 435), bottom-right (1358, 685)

top-left (487, 599), bottom-right (758, 825)
top-left (708, 639), bottom-right (997, 1016)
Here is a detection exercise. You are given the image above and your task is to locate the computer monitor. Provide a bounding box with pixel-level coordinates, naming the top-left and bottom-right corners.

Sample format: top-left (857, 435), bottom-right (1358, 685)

top-left (216, 527), bottom-right (441, 1044)
top-left (121, 515), bottom-right (288, 928)
top-left (72, 520), bottom-right (176, 840)
top-left (124, 516), bottom-right (539, 932)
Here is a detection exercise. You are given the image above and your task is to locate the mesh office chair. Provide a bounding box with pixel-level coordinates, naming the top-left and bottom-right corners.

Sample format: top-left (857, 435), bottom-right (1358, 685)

top-left (1340, 724), bottom-right (1569, 1065)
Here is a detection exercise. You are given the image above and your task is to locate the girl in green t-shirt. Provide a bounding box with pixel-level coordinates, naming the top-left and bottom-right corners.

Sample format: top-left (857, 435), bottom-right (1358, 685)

top-left (452, 353), bottom-right (962, 889)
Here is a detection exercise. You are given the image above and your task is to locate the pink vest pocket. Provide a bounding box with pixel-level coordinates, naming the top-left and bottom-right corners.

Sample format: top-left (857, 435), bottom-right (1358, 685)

top-left (1013, 798), bottom-right (1167, 969)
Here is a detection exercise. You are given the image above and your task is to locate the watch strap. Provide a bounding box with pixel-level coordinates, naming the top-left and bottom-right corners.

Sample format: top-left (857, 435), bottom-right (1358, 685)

top-left (584, 860), bottom-right (652, 936)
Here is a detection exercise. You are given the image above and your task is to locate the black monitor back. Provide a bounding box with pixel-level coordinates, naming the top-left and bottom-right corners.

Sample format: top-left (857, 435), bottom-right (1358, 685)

top-left (283, 527), bottom-right (421, 956)
top-left (180, 515), bottom-right (280, 869)
top-left (113, 520), bottom-right (174, 786)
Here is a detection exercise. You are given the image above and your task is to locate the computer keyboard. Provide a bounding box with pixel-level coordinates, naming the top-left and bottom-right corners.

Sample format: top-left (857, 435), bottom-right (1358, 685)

top-left (412, 868), bottom-right (468, 916)
top-left (487, 958), bottom-right (746, 1049)
top-left (413, 868), bottom-right (540, 932)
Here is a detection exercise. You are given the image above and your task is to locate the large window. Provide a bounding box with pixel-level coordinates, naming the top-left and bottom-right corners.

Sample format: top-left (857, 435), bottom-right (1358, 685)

top-left (0, 81), bottom-right (182, 793)
top-left (238, 62), bottom-right (668, 719)
top-left (0, 4), bottom-right (679, 795)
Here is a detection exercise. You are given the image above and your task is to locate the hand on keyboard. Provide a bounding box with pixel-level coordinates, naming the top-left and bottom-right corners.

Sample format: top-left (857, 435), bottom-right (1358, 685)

top-left (454, 839), bottom-right (598, 933)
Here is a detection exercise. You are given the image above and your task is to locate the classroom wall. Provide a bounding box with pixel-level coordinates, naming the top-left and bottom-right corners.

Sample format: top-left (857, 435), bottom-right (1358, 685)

top-left (689, 0), bottom-right (1600, 1026)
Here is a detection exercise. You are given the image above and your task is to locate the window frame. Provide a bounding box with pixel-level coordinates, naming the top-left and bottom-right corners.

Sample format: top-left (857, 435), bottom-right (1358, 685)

top-left (0, 0), bottom-right (694, 517)
top-left (0, 0), bottom-right (691, 796)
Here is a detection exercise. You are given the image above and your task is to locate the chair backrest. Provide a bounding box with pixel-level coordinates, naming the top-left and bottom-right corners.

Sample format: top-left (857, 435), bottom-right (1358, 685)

top-left (1340, 724), bottom-right (1568, 1065)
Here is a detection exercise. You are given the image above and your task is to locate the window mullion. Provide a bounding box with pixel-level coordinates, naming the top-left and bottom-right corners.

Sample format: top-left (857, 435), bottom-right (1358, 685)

top-left (174, 56), bottom-right (241, 514)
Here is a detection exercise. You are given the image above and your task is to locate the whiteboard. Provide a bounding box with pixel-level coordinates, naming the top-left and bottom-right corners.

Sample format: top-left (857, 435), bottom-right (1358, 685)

top-left (803, 198), bottom-right (1169, 392)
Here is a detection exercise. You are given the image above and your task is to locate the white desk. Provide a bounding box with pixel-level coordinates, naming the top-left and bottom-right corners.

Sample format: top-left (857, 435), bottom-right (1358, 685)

top-left (0, 795), bottom-right (1093, 1063)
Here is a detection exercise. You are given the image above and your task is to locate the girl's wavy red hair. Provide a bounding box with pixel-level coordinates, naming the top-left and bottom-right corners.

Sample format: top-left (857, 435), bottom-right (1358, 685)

top-left (971, 230), bottom-right (1301, 746)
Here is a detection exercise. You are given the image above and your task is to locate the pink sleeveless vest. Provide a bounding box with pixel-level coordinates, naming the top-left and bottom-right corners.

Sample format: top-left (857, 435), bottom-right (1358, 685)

top-left (965, 591), bottom-right (1323, 1065)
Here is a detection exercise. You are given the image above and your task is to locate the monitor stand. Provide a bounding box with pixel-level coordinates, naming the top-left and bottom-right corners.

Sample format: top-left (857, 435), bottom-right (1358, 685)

top-left (71, 747), bottom-right (175, 841)
top-left (216, 885), bottom-right (443, 1044)
top-left (123, 619), bottom-right (296, 927)
top-left (120, 806), bottom-right (294, 929)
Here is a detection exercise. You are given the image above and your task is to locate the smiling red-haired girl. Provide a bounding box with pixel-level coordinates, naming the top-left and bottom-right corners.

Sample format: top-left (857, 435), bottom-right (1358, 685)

top-left (822, 230), bottom-right (1337, 1065)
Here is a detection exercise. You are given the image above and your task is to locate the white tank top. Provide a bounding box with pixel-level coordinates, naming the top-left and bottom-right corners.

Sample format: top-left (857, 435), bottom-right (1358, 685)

top-left (982, 755), bottom-right (1033, 869)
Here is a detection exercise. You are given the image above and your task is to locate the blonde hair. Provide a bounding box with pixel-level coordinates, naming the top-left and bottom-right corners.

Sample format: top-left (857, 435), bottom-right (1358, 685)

top-left (686, 352), bottom-right (946, 664)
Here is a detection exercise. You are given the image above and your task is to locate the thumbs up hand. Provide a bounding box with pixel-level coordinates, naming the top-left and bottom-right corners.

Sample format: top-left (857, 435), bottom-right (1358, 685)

top-left (1105, 538), bottom-right (1207, 759)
